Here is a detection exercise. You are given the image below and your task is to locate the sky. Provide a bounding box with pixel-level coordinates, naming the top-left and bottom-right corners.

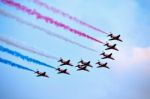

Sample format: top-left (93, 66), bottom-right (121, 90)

top-left (0, 0), bottom-right (150, 99)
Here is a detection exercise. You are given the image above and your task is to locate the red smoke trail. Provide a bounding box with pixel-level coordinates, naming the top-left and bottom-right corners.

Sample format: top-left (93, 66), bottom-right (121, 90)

top-left (31, 0), bottom-right (109, 35)
top-left (0, 37), bottom-right (59, 60)
top-left (0, 8), bottom-right (98, 53)
top-left (1, 0), bottom-right (105, 44)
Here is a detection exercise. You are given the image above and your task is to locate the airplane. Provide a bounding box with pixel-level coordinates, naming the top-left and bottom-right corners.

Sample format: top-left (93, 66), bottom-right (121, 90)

top-left (76, 64), bottom-right (83, 68)
top-left (96, 61), bottom-right (109, 69)
top-left (75, 64), bottom-right (88, 68)
top-left (108, 33), bottom-right (123, 42)
top-left (78, 59), bottom-right (93, 67)
top-left (58, 58), bottom-right (73, 66)
top-left (35, 71), bottom-right (49, 78)
top-left (76, 65), bottom-right (89, 72)
top-left (104, 42), bottom-right (119, 51)
top-left (56, 68), bottom-right (70, 75)
top-left (100, 52), bottom-right (115, 60)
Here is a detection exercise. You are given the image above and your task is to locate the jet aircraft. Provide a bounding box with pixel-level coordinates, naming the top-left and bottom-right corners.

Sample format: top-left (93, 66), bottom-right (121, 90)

top-left (76, 65), bottom-right (90, 72)
top-left (108, 33), bottom-right (123, 42)
top-left (56, 68), bottom-right (70, 75)
top-left (58, 58), bottom-right (73, 66)
top-left (104, 42), bottom-right (119, 51)
top-left (35, 71), bottom-right (49, 78)
top-left (96, 61), bottom-right (109, 69)
top-left (100, 52), bottom-right (115, 60)
top-left (78, 59), bottom-right (92, 67)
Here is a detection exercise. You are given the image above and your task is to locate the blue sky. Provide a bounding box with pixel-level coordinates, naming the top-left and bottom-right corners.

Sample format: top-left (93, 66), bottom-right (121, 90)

top-left (0, 0), bottom-right (150, 99)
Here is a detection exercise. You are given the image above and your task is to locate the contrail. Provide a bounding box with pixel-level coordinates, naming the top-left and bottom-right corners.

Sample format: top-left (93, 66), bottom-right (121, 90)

top-left (1, 0), bottom-right (105, 44)
top-left (31, 0), bottom-right (109, 35)
top-left (0, 57), bottom-right (35, 72)
top-left (0, 8), bottom-right (98, 53)
top-left (0, 37), bottom-right (59, 60)
top-left (0, 45), bottom-right (57, 69)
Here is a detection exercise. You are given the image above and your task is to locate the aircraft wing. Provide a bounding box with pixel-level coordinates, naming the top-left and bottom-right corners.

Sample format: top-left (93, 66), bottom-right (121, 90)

top-left (68, 60), bottom-right (70, 63)
top-left (105, 47), bottom-right (111, 50)
top-left (109, 38), bottom-right (114, 40)
top-left (37, 74), bottom-right (41, 77)
top-left (60, 63), bottom-right (65, 66)
top-left (43, 72), bottom-right (46, 75)
top-left (101, 56), bottom-right (107, 59)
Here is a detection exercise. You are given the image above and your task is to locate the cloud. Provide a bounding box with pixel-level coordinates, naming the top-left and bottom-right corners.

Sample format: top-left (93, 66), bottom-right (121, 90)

top-left (114, 47), bottom-right (150, 74)
top-left (132, 47), bottom-right (150, 64)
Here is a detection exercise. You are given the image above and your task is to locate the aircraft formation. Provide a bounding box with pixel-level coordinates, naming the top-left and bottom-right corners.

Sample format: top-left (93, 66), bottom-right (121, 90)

top-left (0, 0), bottom-right (123, 78)
top-left (35, 33), bottom-right (123, 78)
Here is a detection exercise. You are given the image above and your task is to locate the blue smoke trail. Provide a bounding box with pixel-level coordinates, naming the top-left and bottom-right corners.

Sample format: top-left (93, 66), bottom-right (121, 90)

top-left (0, 57), bottom-right (35, 72)
top-left (0, 45), bottom-right (57, 69)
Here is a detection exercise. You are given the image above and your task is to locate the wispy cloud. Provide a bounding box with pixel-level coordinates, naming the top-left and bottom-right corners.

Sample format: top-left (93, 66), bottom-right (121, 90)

top-left (132, 47), bottom-right (150, 63)
top-left (114, 46), bottom-right (150, 74)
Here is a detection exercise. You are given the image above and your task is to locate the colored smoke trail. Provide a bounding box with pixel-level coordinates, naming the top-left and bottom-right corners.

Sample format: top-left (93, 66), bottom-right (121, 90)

top-left (31, 0), bottom-right (109, 34)
top-left (0, 57), bottom-right (35, 72)
top-left (0, 37), bottom-right (59, 60)
top-left (0, 45), bottom-right (57, 69)
top-left (0, 8), bottom-right (98, 53)
top-left (1, 0), bottom-right (104, 44)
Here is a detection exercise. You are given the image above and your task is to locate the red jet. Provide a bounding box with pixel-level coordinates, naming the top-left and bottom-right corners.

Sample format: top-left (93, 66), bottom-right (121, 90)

top-left (56, 68), bottom-right (70, 75)
top-left (96, 61), bottom-right (109, 69)
top-left (100, 52), bottom-right (115, 60)
top-left (108, 33), bottom-right (123, 42)
top-left (76, 64), bottom-right (90, 72)
top-left (78, 59), bottom-right (93, 68)
top-left (35, 71), bottom-right (49, 78)
top-left (104, 42), bottom-right (119, 51)
top-left (58, 58), bottom-right (73, 66)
